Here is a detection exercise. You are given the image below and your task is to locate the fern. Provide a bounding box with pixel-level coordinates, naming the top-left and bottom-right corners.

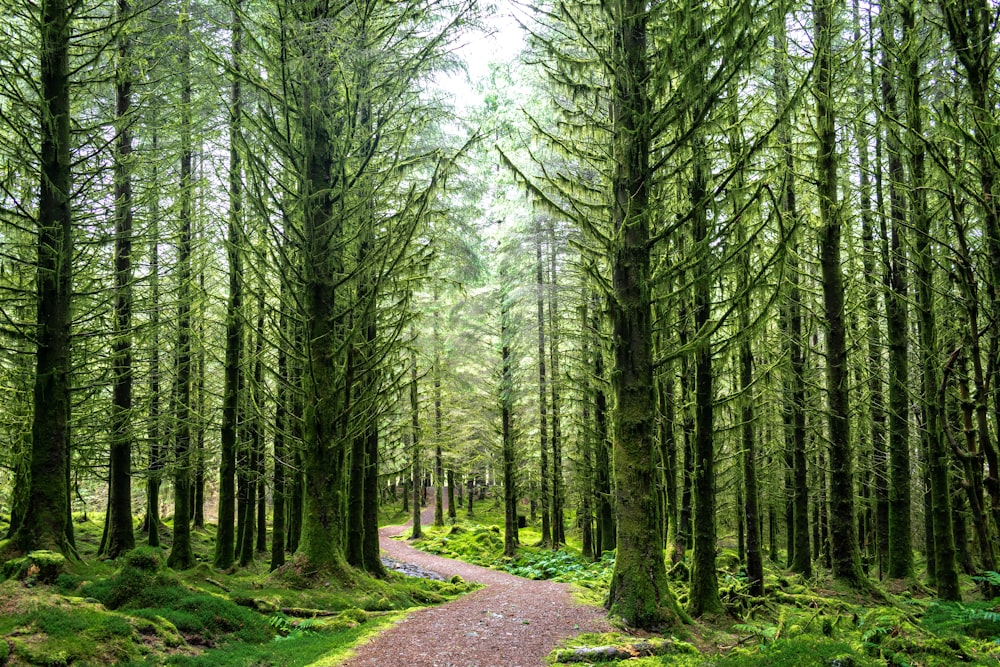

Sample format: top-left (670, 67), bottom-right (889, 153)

top-left (973, 571), bottom-right (1000, 588)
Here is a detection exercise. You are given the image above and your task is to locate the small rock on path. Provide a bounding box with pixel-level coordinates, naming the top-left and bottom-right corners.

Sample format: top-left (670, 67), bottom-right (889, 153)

top-left (341, 507), bottom-right (611, 667)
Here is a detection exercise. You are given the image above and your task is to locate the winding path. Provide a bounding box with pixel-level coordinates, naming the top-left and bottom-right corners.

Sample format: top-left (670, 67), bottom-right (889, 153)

top-left (341, 506), bottom-right (611, 667)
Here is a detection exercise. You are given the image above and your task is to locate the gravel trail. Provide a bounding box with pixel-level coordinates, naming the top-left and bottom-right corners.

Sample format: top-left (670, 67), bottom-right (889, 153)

top-left (340, 506), bottom-right (611, 667)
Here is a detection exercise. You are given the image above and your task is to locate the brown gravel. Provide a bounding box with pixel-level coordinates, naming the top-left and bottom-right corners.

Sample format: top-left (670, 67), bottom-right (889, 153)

top-left (341, 509), bottom-right (611, 667)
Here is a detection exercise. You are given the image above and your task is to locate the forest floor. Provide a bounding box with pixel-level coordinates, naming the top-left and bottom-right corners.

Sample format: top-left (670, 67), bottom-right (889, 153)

top-left (3, 502), bottom-right (1000, 666)
top-left (342, 506), bottom-right (611, 667)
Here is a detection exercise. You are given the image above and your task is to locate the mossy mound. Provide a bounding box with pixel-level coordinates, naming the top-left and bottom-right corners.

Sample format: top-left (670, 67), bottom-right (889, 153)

top-left (0, 580), bottom-right (162, 666)
top-left (1, 550), bottom-right (67, 585)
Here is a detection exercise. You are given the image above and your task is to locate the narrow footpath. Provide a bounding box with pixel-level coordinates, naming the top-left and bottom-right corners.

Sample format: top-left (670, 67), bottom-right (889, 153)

top-left (341, 506), bottom-right (611, 667)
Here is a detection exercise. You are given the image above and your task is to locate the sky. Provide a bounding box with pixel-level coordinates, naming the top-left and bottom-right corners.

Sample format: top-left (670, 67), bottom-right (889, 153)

top-left (436, 0), bottom-right (527, 112)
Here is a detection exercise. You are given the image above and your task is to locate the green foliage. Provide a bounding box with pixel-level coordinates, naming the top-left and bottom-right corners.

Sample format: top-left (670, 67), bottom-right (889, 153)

top-left (856, 605), bottom-right (989, 666)
top-left (973, 571), bottom-right (1000, 589)
top-left (416, 524), bottom-right (504, 564)
top-left (414, 522), bottom-right (613, 592)
top-left (723, 637), bottom-right (877, 667)
top-left (504, 548), bottom-right (613, 592)
top-left (922, 600), bottom-right (1000, 640)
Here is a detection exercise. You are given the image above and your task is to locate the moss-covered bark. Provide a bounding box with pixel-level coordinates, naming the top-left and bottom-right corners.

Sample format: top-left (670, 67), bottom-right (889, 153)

top-left (775, 18), bottom-right (810, 573)
top-left (167, 8), bottom-right (195, 570)
top-left (14, 0), bottom-right (74, 559)
top-left (878, 0), bottom-right (914, 580)
top-left (106, 0), bottom-right (135, 560)
top-left (535, 215), bottom-right (551, 548)
top-left (501, 289), bottom-right (518, 558)
top-left (814, 0), bottom-right (866, 588)
top-left (688, 133), bottom-right (722, 616)
top-left (605, 0), bottom-right (679, 629)
top-left (214, 3), bottom-right (243, 571)
top-left (592, 308), bottom-right (615, 557)
top-left (145, 142), bottom-right (162, 549)
top-left (905, 0), bottom-right (959, 600)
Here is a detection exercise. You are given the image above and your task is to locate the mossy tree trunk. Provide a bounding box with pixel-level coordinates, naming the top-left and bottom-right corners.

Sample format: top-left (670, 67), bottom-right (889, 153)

top-left (814, 0), bottom-right (866, 587)
top-left (501, 283), bottom-right (518, 558)
top-left (939, 0), bottom-right (1000, 552)
top-left (252, 295), bottom-right (267, 554)
top-left (106, 0), bottom-right (136, 560)
top-left (904, 0), bottom-right (959, 600)
top-left (434, 289), bottom-right (445, 529)
top-left (654, 296), bottom-right (677, 551)
top-left (879, 0), bottom-right (913, 580)
top-left (580, 297), bottom-right (595, 560)
top-left (146, 134), bottom-right (162, 549)
top-left (270, 301), bottom-right (288, 571)
top-left (592, 304), bottom-right (615, 557)
top-left (14, 0), bottom-right (74, 558)
top-left (688, 129), bottom-right (722, 616)
top-left (167, 4), bottom-right (195, 570)
top-left (409, 334), bottom-right (422, 541)
top-left (534, 215), bottom-right (551, 547)
top-left (854, 0), bottom-right (887, 578)
top-left (215, 2), bottom-right (243, 571)
top-left (297, 10), bottom-right (349, 572)
top-left (605, 0), bottom-right (679, 629)
top-left (547, 218), bottom-right (565, 547)
top-left (774, 16), bottom-right (810, 577)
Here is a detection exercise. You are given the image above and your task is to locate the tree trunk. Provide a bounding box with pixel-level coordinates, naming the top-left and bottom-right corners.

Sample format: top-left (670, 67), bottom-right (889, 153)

top-left (774, 18), bottom-right (810, 572)
top-left (270, 306), bottom-right (287, 571)
top-left (905, 0), bottom-right (959, 599)
top-left (434, 299), bottom-right (445, 528)
top-left (939, 0), bottom-right (1000, 555)
top-left (215, 3), bottom-right (243, 570)
top-left (410, 335), bottom-right (422, 540)
top-left (501, 287), bottom-right (518, 557)
top-left (106, 0), bottom-right (135, 559)
top-left (146, 133), bottom-right (162, 549)
top-left (547, 220), bottom-right (564, 547)
top-left (592, 312), bottom-right (615, 556)
top-left (297, 18), bottom-right (349, 572)
top-left (814, 0), bottom-right (866, 587)
top-left (879, 0), bottom-right (914, 580)
top-left (12, 0), bottom-right (75, 559)
top-left (689, 129), bottom-right (721, 616)
top-left (167, 8), bottom-right (195, 569)
top-left (855, 0), bottom-right (887, 578)
top-left (535, 215), bottom-right (551, 547)
top-left (605, 0), bottom-right (679, 628)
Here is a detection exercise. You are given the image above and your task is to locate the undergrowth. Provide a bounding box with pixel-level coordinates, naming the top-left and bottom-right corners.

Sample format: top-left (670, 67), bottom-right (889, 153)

top-left (414, 509), bottom-right (1000, 667)
top-left (0, 513), bottom-right (477, 666)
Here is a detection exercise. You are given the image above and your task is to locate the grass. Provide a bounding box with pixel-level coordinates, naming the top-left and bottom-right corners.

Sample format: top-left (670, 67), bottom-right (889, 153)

top-left (0, 512), bottom-right (478, 666)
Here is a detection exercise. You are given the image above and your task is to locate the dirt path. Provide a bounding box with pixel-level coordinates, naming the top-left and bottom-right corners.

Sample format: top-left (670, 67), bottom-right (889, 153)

top-left (341, 504), bottom-right (611, 667)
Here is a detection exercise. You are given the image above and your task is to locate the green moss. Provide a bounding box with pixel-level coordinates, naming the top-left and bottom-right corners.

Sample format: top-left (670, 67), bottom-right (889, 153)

top-left (153, 613), bottom-right (400, 666)
top-left (123, 546), bottom-right (166, 572)
top-left (2, 550), bottom-right (67, 583)
top-left (718, 637), bottom-right (880, 666)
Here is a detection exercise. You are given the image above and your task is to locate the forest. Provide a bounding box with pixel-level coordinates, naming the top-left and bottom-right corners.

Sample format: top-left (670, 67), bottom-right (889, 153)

top-left (2, 0), bottom-right (1000, 663)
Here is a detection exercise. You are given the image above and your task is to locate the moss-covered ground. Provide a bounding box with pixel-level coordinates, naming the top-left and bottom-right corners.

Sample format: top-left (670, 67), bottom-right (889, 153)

top-left (0, 512), bottom-right (477, 666)
top-left (6, 502), bottom-right (1000, 666)
top-left (409, 504), bottom-right (1000, 666)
